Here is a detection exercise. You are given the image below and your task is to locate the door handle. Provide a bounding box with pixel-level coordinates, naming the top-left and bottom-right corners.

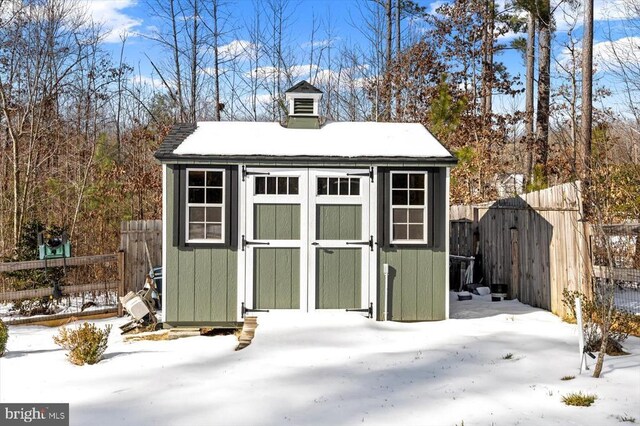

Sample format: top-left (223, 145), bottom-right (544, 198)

top-left (311, 242), bottom-right (319, 246)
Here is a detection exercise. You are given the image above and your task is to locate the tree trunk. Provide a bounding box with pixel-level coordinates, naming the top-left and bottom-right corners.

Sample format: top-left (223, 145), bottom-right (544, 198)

top-left (385, 0), bottom-right (392, 120)
top-left (535, 2), bottom-right (551, 184)
top-left (213, 0), bottom-right (221, 121)
top-left (395, 0), bottom-right (401, 120)
top-left (170, 0), bottom-right (185, 122)
top-left (481, 0), bottom-right (494, 119)
top-left (525, 11), bottom-right (536, 184)
top-left (581, 0), bottom-right (593, 202)
top-left (190, 0), bottom-right (199, 122)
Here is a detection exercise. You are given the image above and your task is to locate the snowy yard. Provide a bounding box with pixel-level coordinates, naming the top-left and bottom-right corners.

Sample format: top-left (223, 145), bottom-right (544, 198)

top-left (1, 294), bottom-right (639, 426)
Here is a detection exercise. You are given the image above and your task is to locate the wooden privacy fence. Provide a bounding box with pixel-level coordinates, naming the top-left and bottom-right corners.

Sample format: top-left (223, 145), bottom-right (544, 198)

top-left (450, 182), bottom-right (591, 318)
top-left (120, 220), bottom-right (162, 293)
top-left (0, 252), bottom-right (126, 322)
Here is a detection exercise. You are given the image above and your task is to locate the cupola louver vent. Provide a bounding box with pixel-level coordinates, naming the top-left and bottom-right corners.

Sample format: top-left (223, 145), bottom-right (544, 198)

top-left (293, 98), bottom-right (314, 115)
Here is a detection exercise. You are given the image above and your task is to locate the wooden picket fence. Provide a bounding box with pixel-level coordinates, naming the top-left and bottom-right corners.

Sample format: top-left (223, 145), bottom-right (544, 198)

top-left (450, 182), bottom-right (591, 318)
top-left (120, 220), bottom-right (162, 294)
top-left (0, 252), bottom-right (125, 324)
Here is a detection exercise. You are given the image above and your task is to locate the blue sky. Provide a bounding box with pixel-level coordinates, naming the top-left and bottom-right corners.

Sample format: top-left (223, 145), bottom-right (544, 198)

top-left (81, 0), bottom-right (639, 116)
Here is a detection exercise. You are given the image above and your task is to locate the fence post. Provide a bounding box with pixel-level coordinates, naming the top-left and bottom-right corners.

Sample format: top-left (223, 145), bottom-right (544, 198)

top-left (510, 227), bottom-right (520, 300)
top-left (117, 250), bottom-right (126, 317)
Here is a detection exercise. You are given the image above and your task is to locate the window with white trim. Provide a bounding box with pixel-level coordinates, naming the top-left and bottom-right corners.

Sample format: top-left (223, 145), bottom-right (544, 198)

top-left (390, 172), bottom-right (427, 242)
top-left (186, 169), bottom-right (224, 242)
top-left (317, 177), bottom-right (360, 195)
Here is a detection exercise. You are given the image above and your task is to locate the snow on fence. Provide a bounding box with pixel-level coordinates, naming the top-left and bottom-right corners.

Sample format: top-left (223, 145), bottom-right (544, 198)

top-left (0, 252), bottom-right (125, 324)
top-left (592, 224), bottom-right (640, 314)
top-left (120, 220), bottom-right (162, 294)
top-left (450, 182), bottom-right (591, 318)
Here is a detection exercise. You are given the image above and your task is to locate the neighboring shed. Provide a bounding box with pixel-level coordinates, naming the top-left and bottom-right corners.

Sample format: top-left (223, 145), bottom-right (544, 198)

top-left (154, 81), bottom-right (457, 326)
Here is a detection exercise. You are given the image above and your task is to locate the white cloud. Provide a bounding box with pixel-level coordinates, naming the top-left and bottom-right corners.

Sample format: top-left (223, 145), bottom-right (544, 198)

top-left (81, 0), bottom-right (141, 43)
top-left (301, 38), bottom-right (337, 49)
top-left (593, 36), bottom-right (640, 69)
top-left (219, 40), bottom-right (258, 61)
top-left (130, 74), bottom-right (165, 89)
top-left (594, 0), bottom-right (640, 21)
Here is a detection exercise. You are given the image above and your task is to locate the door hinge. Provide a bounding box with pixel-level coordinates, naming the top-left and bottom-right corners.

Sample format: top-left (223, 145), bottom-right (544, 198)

top-left (242, 166), bottom-right (270, 182)
top-left (241, 302), bottom-right (269, 318)
top-left (346, 167), bottom-right (374, 182)
top-left (241, 235), bottom-right (271, 251)
top-left (346, 302), bottom-right (374, 318)
top-left (345, 236), bottom-right (374, 251)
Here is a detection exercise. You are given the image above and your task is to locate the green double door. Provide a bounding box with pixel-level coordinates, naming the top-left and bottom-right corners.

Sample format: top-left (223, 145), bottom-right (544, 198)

top-left (244, 168), bottom-right (372, 313)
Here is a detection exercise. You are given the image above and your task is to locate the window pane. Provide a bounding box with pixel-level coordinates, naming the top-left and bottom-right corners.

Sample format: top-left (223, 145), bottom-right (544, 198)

top-left (267, 177), bottom-right (276, 194)
top-left (255, 177), bottom-right (266, 194)
top-left (189, 188), bottom-right (205, 203)
top-left (393, 224), bottom-right (407, 240)
top-left (393, 208), bottom-right (408, 223)
top-left (289, 177), bottom-right (299, 194)
top-left (392, 173), bottom-right (408, 189)
top-left (350, 178), bottom-right (360, 195)
top-left (278, 177), bottom-right (288, 194)
top-left (206, 188), bottom-right (223, 203)
top-left (408, 209), bottom-right (423, 223)
top-left (317, 178), bottom-right (327, 195)
top-left (206, 224), bottom-right (222, 239)
top-left (206, 207), bottom-right (221, 222)
top-left (392, 190), bottom-right (408, 205)
top-left (409, 173), bottom-right (424, 189)
top-left (329, 178), bottom-right (338, 195)
top-left (189, 171), bottom-right (205, 186)
top-left (206, 171), bottom-right (223, 187)
top-left (189, 223), bottom-right (205, 239)
top-left (409, 190), bottom-right (425, 205)
top-left (408, 224), bottom-right (423, 240)
top-left (339, 178), bottom-right (349, 195)
top-left (189, 207), bottom-right (205, 222)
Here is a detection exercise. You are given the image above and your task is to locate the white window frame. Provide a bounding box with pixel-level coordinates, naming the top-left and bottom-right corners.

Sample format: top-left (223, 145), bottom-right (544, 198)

top-left (389, 171), bottom-right (428, 244)
top-left (185, 168), bottom-right (225, 243)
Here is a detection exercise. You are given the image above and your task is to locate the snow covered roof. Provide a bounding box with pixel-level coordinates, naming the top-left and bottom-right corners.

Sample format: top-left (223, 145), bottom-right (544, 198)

top-left (156, 121), bottom-right (456, 163)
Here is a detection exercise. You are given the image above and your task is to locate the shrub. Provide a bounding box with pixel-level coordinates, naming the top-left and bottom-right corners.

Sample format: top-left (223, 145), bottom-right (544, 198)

top-left (0, 319), bottom-right (8, 357)
top-left (562, 289), bottom-right (637, 354)
top-left (562, 392), bottom-right (597, 407)
top-left (561, 375), bottom-right (575, 381)
top-left (502, 353), bottom-right (514, 360)
top-left (53, 322), bottom-right (112, 365)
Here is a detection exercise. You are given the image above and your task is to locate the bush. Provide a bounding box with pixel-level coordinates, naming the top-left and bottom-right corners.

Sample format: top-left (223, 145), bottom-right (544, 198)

top-left (0, 319), bottom-right (8, 357)
top-left (562, 392), bottom-right (597, 407)
top-left (53, 322), bottom-right (112, 365)
top-left (562, 289), bottom-right (637, 354)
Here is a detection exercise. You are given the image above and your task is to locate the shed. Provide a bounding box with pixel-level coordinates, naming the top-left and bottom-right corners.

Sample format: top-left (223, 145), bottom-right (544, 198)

top-left (154, 81), bottom-right (457, 326)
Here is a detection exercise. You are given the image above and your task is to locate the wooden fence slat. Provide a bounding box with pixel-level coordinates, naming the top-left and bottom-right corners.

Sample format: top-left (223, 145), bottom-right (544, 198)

top-left (0, 282), bottom-right (119, 302)
top-left (0, 254), bottom-right (118, 273)
top-left (451, 182), bottom-right (591, 317)
top-left (120, 220), bottom-right (163, 294)
top-left (593, 266), bottom-right (640, 281)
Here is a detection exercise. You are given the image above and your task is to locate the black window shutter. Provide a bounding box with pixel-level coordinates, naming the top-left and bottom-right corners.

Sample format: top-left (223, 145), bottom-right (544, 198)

top-left (171, 165), bottom-right (181, 247)
top-left (227, 166), bottom-right (239, 249)
top-left (378, 169), bottom-right (390, 248)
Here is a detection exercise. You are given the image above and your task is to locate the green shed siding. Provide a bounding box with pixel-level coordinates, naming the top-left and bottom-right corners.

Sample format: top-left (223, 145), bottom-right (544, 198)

top-left (254, 248), bottom-right (300, 309)
top-left (316, 205), bottom-right (361, 240)
top-left (377, 168), bottom-right (448, 321)
top-left (316, 248), bottom-right (361, 309)
top-left (165, 166), bottom-right (238, 324)
top-left (254, 204), bottom-right (300, 240)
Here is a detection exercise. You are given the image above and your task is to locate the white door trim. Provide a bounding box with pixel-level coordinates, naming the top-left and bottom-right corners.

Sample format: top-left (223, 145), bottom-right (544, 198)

top-left (243, 168), bottom-right (308, 315)
top-left (308, 168), bottom-right (373, 313)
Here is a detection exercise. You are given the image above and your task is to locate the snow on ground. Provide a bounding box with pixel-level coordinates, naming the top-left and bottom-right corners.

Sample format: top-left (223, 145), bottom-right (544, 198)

top-left (1, 294), bottom-right (639, 426)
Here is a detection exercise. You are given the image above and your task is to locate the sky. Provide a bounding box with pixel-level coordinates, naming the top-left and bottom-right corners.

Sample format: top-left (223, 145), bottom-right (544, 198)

top-left (78, 0), bottom-right (639, 117)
